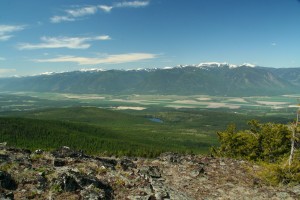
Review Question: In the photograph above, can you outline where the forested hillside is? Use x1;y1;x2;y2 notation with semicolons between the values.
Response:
0;65;299;96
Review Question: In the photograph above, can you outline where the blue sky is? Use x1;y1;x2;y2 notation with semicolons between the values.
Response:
0;0;300;76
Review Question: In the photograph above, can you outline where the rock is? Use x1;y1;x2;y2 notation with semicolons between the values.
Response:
51;146;84;158
147;166;161;179
276;192;291;199
154;191;169;200
0;145;298;200
0;154;9;162
159;152;181;163
120;158;137;171
59;173;80;192
127;195;153;200
190;165;205;177
53;158;66;167
0;171;17;190
37;175;47;190
80;185;106;200
54;170;113;199
0;192;14;200
34;149;43;154
94;157;117;169
140;166;161;179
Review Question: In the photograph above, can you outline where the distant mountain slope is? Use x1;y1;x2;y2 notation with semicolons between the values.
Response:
270;67;300;87
0;64;299;96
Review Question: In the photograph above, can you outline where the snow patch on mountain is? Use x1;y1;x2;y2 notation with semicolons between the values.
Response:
40;72;56;75
79;68;106;72
197;62;256;68
163;62;257;70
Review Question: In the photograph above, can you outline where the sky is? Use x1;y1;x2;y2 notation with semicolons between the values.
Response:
0;0;300;77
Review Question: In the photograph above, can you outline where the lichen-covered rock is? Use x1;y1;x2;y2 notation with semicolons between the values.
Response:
0;154;9;162
139;166;161;180
120;158;137;171
94;157;117;169
0;192;14;200
53;158;66;167
0;171;17;190
51;146;84;158
80;185;106;200
159;152;181;163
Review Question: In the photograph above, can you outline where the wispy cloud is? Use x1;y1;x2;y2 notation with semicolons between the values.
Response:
99;5;113;12
66;6;98;17
115;1;150;8
0;25;25;41
18;35;111;50
50;1;150;23
0;57;6;61
34;53;157;65
51;5;99;23
271;42;277;46
50;16;75;23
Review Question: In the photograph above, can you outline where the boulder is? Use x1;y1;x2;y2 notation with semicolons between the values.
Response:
94;157;117;169
51;146;84;158
0;192;14;200
55;173;80;192
0;154;9;162
80;185;106;200
54;170;113;199
120;158;137;171
53;158;66;167
139;166;161;179
159;152;181;163
0;171;17;190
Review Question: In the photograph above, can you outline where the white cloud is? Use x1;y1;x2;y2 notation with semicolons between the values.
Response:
18;35;111;50
50;16;75;23
66;6;98;17
271;42;277;46
0;57;6;61
50;5;99;23
34;53;157;65
0;25;25;41
115;1;150;8
50;1;150;23
99;5;113;12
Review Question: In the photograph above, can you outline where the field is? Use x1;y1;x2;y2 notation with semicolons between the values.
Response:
0;92;299;157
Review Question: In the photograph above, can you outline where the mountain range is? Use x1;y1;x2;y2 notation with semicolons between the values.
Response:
1;63;300;96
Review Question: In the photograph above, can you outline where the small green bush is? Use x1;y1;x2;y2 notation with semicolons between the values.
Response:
213;120;300;185
213;120;291;162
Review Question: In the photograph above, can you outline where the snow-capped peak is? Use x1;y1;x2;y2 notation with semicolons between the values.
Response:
79;68;106;72
197;62;228;67
240;63;256;67
196;62;256;69
40;72;56;75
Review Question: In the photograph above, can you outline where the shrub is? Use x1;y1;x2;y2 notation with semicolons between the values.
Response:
212;120;300;185
213;120;291;162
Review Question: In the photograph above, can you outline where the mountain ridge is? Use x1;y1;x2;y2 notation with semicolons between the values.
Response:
0;64;299;96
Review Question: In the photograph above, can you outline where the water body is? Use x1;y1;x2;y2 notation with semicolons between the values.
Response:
149;118;163;123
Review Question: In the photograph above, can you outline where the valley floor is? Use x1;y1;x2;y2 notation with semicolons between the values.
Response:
0;145;299;200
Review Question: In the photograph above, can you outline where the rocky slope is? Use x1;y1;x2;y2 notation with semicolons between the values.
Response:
0;144;299;200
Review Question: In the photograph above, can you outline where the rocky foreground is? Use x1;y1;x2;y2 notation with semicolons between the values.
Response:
0;145;299;200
